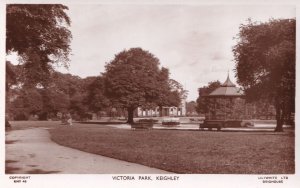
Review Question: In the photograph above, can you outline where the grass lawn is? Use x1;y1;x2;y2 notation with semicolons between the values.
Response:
48;123;294;174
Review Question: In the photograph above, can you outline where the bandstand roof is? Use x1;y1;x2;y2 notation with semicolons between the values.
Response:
208;74;244;97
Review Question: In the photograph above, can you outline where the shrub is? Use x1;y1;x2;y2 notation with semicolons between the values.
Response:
162;118;180;126
131;122;153;129
137;119;158;123
14;112;28;120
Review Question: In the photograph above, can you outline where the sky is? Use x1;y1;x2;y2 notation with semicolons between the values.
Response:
6;3;295;101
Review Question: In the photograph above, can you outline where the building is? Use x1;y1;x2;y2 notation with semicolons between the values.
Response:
204;75;244;120
136;98;186;117
204;74;275;120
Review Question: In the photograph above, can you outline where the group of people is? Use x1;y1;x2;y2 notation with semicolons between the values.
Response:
58;112;73;126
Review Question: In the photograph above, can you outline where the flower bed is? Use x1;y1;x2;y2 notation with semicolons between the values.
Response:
162;117;180;127
137;119;159;123
131;122;153;129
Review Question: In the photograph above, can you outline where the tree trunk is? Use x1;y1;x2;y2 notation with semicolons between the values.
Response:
159;106;163;117
126;107;135;124
275;103;284;132
5;87;11;129
5;118;11;129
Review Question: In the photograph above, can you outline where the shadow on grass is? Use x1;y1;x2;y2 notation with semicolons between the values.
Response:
218;128;293;134
5;127;13;132
77;121;126;125
26;169;61;174
6;140;18;144
148;128;294;137
27;164;38;167
6;160;18;163
5;160;20;174
5;166;21;174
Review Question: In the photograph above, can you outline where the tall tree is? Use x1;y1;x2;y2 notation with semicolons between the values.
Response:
154;73;183;116
186;101;198;116
233;19;295;132
6;5;72;81
168;79;188;99
6;61;17;91
104;48;172;124
6;61;20;126
196;81;221;114
85;76;110;113
6;4;72;126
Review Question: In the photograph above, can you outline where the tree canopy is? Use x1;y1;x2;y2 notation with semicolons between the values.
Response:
233;18;295;131
85;76;110;113
6;4;72;85
196;81;221;114
186;101;198;116
154;76;184;111
6;61;17;92
104;48;177;123
169;79;188;100
6;68;99;120
5;4;72;126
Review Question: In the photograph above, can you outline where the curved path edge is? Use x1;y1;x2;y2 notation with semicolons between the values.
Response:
5;128;171;174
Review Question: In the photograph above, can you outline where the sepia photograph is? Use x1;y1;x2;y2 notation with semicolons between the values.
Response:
1;0;299;187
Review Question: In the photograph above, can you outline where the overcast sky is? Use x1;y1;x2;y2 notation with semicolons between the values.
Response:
7;4;295;101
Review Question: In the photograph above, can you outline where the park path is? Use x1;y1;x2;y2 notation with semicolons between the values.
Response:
5;128;171;174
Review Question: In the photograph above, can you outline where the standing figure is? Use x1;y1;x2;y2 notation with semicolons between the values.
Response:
66;113;73;126
61;113;67;125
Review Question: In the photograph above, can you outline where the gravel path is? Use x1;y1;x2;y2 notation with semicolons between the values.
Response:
5;128;171;174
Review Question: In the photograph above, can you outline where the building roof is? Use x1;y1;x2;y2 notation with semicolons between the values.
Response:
221;75;236;87
208;74;244;97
